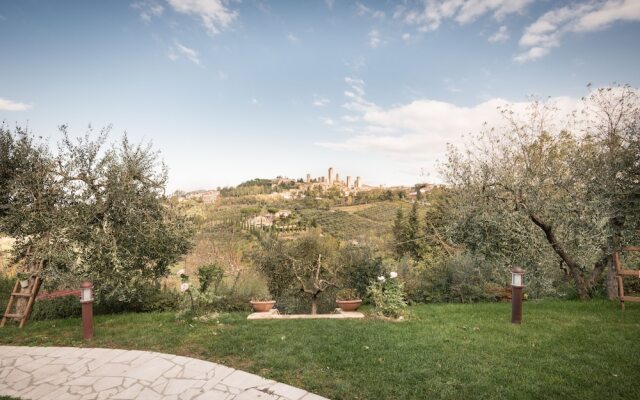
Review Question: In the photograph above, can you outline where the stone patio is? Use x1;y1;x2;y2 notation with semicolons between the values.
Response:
0;346;328;400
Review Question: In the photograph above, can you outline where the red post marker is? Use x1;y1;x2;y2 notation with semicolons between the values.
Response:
80;281;94;340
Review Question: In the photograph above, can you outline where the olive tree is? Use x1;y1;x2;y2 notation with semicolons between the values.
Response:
0;124;193;304
255;230;340;314
441;85;639;299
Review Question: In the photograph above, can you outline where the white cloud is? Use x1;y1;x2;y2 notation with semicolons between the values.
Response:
517;0;640;62
317;77;579;169
368;30;383;48
218;70;228;80
131;0;164;22
513;46;549;63
287;33;300;43
356;2;386;19
343;76;375;113
402;32;411;41
399;0;533;32
322;117;335;126
488;25;509;43
167;0;238;36
251;97;258;105
313;96;330;107
169;42;202;66
0;97;32;111
325;0;335;11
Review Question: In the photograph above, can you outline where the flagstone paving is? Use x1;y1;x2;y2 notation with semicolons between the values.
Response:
0;346;328;400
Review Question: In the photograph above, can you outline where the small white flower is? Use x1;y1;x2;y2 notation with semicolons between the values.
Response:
176;269;185;276
390;272;398;279
180;282;190;292
377;276;386;282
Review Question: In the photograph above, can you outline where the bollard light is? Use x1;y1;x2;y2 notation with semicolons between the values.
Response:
511;266;525;324
511;266;525;287
80;281;94;302
80;281;94;340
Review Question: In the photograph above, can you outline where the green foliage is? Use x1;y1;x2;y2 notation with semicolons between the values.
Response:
392;207;407;258
0;275;14;314
254;231;341;313
354;201;410;223
338;244;383;300
392;202;424;260
94;284;181;314
298;208;389;242
0;125;194;305
31;296;81;320
367;273;408;318
176;270;222;320
440;86;640;299
336;288;358;301
253;234;297;299
197;264;224;292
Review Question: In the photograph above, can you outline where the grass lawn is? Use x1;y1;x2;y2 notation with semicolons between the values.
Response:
1;301;639;399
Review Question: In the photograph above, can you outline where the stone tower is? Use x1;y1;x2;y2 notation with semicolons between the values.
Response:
346;176;352;188
355;176;361;189
328;167;334;186
335;173;340;184
306;173;311;184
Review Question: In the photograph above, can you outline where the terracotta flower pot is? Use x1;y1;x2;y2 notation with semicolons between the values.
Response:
336;299;362;312
250;300;276;312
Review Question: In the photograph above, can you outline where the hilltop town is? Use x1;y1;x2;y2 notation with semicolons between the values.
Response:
176;166;435;204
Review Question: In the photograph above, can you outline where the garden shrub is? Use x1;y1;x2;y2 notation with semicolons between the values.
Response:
0;275;15;315
31;295;81;320
95;283;180;314
197;264;224;292
367;272;408;319
339;244;383;301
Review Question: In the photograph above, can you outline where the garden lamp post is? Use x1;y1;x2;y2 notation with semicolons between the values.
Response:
511;267;525;324
80;281;94;340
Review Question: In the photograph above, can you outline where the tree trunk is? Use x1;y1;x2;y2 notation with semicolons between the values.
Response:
606;257;618;299
311;296;318;315
606;216;625;300
529;213;590;300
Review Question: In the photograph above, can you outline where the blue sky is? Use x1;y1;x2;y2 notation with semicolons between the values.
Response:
1;0;639;191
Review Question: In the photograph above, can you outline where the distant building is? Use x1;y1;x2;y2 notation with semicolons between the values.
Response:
247;215;273;228
274;209;292;219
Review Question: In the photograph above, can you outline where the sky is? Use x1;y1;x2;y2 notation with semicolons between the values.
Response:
1;0;639;192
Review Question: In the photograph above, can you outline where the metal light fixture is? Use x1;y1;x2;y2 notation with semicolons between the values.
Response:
511;266;525;288
80;281;93;303
80;281;94;340
511;266;525;324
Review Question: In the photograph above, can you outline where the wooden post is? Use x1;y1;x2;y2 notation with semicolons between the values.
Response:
511;286;523;324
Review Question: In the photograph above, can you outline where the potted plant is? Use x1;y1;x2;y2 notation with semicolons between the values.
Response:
249;291;276;312
336;288;362;312
17;272;30;289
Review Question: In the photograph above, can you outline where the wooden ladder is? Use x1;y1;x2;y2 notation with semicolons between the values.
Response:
613;246;640;310
1;276;42;328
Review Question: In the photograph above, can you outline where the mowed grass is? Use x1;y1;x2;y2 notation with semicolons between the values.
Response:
1;301;639;400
